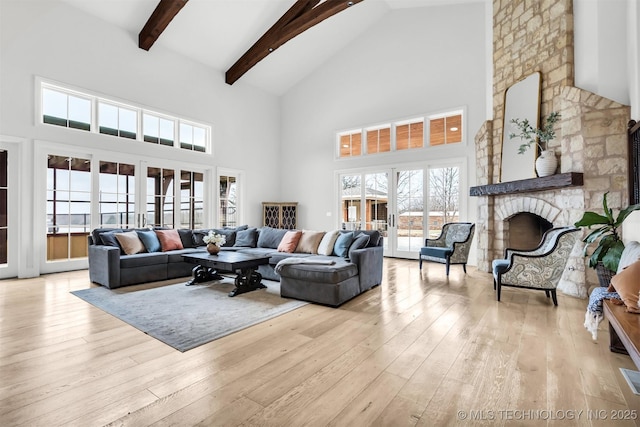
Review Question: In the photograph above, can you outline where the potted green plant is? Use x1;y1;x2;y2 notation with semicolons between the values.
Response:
509;111;561;177
574;192;640;284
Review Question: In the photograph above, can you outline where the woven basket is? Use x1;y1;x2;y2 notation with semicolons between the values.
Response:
596;262;616;287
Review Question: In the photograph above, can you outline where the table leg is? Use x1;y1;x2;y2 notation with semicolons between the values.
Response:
186;265;224;286
229;267;266;297
609;322;630;355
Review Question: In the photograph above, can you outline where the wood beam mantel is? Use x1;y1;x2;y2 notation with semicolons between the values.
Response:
225;0;365;86
139;0;189;51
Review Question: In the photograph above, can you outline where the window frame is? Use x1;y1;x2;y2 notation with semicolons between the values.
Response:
37;78;213;154
335;107;466;160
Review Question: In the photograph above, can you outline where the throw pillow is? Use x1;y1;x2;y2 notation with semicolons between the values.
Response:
99;231;122;248
115;231;146;255
277;230;303;253
617;241;640;274
192;229;212;247
257;226;288;249
356;230;381;247
93;228;122;246
212;228;236;247
334;232;354;257
295;230;325;254
317;230;340;256
178;229;196;248
137;229;162;252
610;259;640;313
234;228;258;247
348;233;370;260
350;233;370;251
155;229;184;251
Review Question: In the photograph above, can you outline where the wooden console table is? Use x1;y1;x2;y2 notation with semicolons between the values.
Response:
604;299;640;370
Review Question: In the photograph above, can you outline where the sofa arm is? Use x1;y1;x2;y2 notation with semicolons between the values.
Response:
88;245;121;288
350;246;383;292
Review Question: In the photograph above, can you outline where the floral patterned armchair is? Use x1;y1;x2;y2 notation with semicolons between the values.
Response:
492;226;579;305
419;222;475;275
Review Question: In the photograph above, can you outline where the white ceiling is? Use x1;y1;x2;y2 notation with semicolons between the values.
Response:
60;0;484;95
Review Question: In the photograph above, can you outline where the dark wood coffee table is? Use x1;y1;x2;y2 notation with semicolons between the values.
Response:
182;251;271;297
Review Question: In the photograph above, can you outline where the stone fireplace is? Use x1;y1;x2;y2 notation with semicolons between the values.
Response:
472;0;631;298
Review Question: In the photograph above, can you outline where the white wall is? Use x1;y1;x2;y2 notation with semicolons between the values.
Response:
0;0;281;276
280;3;486;233
574;0;632;107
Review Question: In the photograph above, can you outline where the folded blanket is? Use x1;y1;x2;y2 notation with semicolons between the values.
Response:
584;286;620;340
275;258;336;274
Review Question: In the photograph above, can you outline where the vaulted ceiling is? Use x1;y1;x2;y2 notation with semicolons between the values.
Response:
60;0;483;95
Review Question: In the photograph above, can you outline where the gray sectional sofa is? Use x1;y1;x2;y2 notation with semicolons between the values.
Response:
88;225;384;306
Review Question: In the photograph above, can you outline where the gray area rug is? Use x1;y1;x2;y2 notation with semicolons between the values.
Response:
71;278;307;352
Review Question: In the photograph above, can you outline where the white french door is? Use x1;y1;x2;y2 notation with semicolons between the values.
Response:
390;168;425;258
338;160;464;259
39;147;210;274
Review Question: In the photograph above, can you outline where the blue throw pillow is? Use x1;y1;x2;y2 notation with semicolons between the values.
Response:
257;226;288;249
137;229;161;252
333;232;354;257
235;228;258;247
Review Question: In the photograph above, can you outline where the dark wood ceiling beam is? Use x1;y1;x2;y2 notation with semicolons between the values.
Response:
225;0;365;85
139;0;189;51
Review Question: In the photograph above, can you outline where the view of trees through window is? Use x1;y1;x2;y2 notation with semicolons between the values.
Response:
341;166;460;254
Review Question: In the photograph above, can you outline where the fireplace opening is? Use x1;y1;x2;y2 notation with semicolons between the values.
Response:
507;212;553;251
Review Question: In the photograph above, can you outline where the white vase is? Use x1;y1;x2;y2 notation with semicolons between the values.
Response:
535;150;557;177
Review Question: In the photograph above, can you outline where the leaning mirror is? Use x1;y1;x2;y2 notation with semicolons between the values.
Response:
500;72;541;182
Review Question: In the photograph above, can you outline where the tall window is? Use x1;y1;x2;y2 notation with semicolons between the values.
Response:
428;166;460;237
366;125;391;154
429;112;462;146
219;175;237;228
42;87;91;131
0;150;7;265
180;171;204;228
146;167;175;228
98;161;135;228
341;175;362;229
396;120;424;150
364;172;388;233
98;102;137;139
46;155;91;261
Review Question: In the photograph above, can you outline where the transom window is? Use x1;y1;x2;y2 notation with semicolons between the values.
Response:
429;112;462;146
40;81;211;153
143;113;174;146
396;119;424;150
339;130;362;157
337;109;463;158
179;123;207;152
99;102;137;140
42;87;91;131
366;125;391;154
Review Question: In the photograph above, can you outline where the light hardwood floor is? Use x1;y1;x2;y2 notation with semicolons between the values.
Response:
1;259;639;426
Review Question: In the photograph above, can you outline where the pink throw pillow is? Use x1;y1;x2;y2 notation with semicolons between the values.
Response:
277;230;302;253
155;229;184;251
